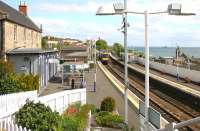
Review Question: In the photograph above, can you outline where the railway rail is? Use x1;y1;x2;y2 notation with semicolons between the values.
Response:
106;57;200;131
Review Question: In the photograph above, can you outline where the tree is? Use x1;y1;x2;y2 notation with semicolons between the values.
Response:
96;39;108;50
112;43;124;57
41;37;48;49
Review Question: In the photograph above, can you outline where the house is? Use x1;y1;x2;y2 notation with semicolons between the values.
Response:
0;1;42;60
0;1;58;93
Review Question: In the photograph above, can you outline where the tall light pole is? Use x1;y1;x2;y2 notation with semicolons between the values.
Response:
123;0;129;124
94;40;97;92
96;3;195;130
144;10;150;130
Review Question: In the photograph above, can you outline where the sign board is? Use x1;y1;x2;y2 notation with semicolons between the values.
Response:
139;100;161;129
149;107;161;129
139;100;145;117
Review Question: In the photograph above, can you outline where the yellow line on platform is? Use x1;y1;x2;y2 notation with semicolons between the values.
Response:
98;61;140;109
98;61;168;128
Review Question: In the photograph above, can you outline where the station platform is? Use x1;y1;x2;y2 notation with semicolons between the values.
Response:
85;62;139;130
128;63;200;98
111;54;200;98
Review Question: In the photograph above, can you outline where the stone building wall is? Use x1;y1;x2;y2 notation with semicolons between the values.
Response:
4;21;41;52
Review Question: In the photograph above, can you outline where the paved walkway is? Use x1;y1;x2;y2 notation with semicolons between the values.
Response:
85;64;139;130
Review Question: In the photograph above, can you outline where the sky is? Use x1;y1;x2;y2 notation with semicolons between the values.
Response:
2;0;200;47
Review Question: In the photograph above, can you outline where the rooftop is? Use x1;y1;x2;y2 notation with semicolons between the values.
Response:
0;1;41;32
7;48;58;54
62;45;88;51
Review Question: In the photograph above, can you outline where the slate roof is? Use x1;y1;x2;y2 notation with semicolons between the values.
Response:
7;48;58;54
61;45;88;51
0;1;41;32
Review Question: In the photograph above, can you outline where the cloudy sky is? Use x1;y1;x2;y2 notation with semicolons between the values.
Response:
3;0;200;47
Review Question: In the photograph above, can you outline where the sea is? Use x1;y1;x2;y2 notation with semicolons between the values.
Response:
129;47;200;58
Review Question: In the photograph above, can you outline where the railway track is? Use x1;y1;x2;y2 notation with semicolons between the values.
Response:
106;58;200;131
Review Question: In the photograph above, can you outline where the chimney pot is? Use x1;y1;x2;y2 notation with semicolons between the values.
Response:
19;1;27;16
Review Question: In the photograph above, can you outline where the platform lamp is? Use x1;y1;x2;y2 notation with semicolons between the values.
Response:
96;0;129;124
96;2;195;129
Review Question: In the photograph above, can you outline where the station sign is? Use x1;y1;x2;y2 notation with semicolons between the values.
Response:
139;100;161;129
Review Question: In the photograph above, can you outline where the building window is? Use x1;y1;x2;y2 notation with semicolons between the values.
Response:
24;28;26;40
14;24;17;41
31;31;33;46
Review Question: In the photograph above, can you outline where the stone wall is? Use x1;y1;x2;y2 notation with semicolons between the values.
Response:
4;21;41;52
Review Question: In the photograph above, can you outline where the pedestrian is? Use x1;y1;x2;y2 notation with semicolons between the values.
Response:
71;79;75;89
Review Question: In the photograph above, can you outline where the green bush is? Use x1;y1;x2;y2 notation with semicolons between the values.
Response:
0;60;13;79
15;100;60;131
100;97;116;112
0;73;39;95
61;104;93;131
59;116;79;131
89;63;95;69
0;74;23;94
95;111;124;128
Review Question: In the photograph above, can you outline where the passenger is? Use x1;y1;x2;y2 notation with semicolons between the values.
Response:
71;79;75;89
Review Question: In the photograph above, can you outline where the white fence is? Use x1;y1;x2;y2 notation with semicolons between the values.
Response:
0;120;30;131
37;88;86;114
0;91;37;121
134;57;200;83
0;88;86;122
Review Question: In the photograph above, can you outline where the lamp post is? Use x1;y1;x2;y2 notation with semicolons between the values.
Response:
94;40;97;92
96;3;195;130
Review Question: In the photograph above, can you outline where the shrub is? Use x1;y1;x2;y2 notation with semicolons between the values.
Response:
0;73;39;95
0;73;23;94
89;63;95;69
0;60;13;79
59;116;79;131
100;97;116;112
95;111;124;128
15;100;60;131
61;104;93;131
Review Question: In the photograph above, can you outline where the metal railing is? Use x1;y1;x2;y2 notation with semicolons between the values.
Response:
157;117;200;131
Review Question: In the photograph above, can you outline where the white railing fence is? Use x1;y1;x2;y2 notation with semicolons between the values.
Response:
37;88;86;114
0;88;86;122
0;91;37;122
0;120;30;131
157;117;200;131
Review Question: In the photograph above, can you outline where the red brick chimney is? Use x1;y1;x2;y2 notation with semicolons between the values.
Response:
19;2;27;16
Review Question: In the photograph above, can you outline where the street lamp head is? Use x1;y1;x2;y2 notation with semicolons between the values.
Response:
96;6;115;15
113;3;124;14
168;3;196;16
168;3;182;15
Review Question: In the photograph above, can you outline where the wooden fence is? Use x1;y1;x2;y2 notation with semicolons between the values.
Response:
0;120;30;131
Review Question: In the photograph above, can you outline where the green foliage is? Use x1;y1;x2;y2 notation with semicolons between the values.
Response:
0;73;23;94
42;37;48;49
112;43;124;57
15;100;60;131
0;73;39;95
59;116;79;131
96;39;108;50
89;63;95;69
0;60;13;79
16;74;39;91
100;97;116;112
61;104;93;131
95;111;124;128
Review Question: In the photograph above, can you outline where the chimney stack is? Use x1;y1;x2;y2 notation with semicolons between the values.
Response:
19;1;27;16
